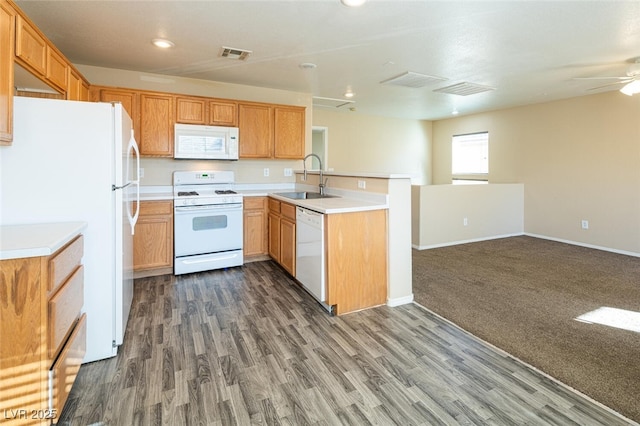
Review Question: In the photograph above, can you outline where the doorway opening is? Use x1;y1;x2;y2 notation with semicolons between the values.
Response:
311;126;328;170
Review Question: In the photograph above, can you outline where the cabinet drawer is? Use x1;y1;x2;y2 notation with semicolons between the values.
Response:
49;235;83;293
139;200;173;216
244;196;266;211
48;266;83;358
281;202;296;221
268;198;281;213
50;313;86;416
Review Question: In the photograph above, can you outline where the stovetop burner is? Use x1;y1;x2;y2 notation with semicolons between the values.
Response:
215;190;237;195
177;191;199;196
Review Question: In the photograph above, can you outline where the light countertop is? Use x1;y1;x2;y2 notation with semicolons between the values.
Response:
0;221;87;260
268;192;388;214
139;184;388;214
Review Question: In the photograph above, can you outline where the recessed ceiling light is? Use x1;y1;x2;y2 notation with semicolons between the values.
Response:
152;39;174;49
299;62;317;70
452;110;459;115
340;0;366;7
344;91;355;98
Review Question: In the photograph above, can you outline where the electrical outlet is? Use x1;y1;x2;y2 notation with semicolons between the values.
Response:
581;220;589;230
138;168;144;178
463;217;468;226
263;168;270;177
357;180;366;189
284;168;292;177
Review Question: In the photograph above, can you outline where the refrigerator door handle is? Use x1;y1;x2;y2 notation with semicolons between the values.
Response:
126;130;141;235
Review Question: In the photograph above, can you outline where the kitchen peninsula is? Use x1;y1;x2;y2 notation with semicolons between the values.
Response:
137;170;414;313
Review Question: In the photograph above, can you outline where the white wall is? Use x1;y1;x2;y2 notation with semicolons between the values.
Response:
412;184;524;249
432;91;640;255
312;109;432;185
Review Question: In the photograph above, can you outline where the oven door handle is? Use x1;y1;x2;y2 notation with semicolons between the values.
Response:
175;204;243;213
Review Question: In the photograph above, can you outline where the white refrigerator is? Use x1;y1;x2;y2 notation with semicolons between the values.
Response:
0;96;140;363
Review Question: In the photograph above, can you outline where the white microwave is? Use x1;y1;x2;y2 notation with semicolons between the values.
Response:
174;123;239;160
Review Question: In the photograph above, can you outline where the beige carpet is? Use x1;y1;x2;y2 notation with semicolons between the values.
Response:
412;236;640;423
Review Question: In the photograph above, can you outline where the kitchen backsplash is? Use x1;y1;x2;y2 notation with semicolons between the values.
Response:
140;158;300;185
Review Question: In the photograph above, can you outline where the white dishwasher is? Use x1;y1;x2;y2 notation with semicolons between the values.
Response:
295;206;326;303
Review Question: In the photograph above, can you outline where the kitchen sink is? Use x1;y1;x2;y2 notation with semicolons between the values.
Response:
276;191;339;200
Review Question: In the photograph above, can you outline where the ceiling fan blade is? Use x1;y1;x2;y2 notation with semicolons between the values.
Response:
573;76;629;80
586;80;633;91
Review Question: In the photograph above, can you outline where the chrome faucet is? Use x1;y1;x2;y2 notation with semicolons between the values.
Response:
303;153;326;196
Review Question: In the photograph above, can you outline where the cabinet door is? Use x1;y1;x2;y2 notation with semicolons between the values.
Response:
209;100;238;126
244;197;268;258
133;201;174;270
268;211;281;262
176;96;206;124
239;103;273;158
274;106;305;159
140;93;174;156
99;88;139;139
325;210;388;315
280;218;296;276
15;15;46;75
67;69;81;101
0;1;15;144
46;46;68;92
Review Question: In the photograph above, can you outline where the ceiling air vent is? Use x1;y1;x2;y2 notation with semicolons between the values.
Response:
433;82;495;96
220;46;252;61
380;71;447;88
312;96;355;109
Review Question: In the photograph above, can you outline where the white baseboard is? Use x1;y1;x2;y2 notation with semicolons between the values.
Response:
412;232;524;251
412;232;640;258
524;233;640;258
387;294;414;307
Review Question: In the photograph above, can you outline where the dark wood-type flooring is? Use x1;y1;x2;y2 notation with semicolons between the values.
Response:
58;261;634;425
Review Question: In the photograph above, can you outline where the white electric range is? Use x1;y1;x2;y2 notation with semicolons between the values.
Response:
173;170;244;275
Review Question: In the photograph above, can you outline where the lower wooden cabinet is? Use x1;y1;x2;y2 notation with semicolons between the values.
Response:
279;202;296;276
325;209;388;315
0;233;86;425
243;196;269;260
267;198;296;275
133;200;174;277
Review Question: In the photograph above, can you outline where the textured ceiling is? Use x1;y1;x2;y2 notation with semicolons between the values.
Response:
15;0;640;120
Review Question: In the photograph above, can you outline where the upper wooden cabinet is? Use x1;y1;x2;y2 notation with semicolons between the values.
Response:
0;0;15;144
67;68;89;101
209;99;237;126
139;92;174;157
175;96;238;127
274;106;305;159
175;96;206;124
2;0;90;144
95;87;180;157
15;14;46;76
239;102;273;158
45;45;68;92
239;101;305;159
91;85;305;159
93;87;140;140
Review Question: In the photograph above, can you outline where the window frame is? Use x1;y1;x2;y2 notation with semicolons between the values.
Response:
451;131;489;184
